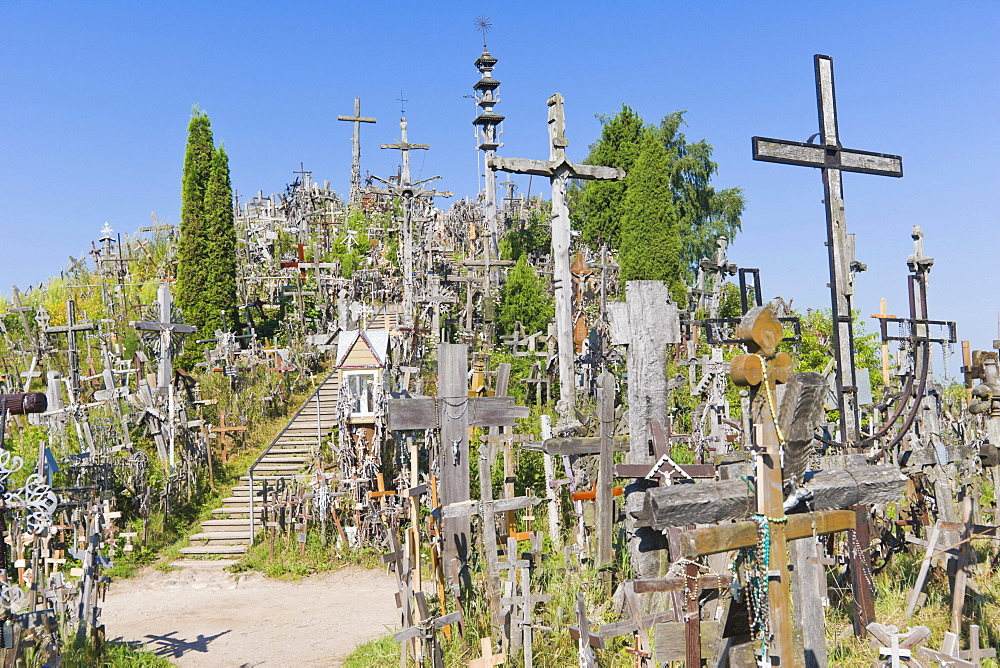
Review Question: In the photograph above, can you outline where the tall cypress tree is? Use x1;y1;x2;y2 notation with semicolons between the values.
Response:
176;109;236;368
619;129;684;301
203;145;238;333
569;104;644;248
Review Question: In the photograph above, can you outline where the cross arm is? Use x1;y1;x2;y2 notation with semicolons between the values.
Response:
681;509;856;558
130;321;197;334
489;157;554;177
44;323;98;334
337;115;376;123
752;137;903;177
381;142;430;151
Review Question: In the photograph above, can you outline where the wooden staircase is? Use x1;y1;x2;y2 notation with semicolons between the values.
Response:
179;370;341;557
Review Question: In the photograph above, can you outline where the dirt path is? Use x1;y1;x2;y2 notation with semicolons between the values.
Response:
101;559;399;666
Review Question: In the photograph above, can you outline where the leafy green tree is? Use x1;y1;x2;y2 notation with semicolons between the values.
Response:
656;112;745;273
571;107;746;283
619;129;684;301
496;256;554;337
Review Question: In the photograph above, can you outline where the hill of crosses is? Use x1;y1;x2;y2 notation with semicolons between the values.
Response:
0;42;997;668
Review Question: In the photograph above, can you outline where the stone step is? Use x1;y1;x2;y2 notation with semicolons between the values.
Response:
220;497;254;505
189;532;252;544
178;544;248;555
200;519;259;531
239;475;303;483
212;507;254;517
258;457;309;465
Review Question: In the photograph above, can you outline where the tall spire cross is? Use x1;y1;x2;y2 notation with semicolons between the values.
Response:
491;94;625;416
752;54;903;444
337;98;377;207
370;119;452;325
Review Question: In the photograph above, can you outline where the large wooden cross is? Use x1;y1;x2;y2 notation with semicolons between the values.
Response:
43;299;97;401
490;94;625;415
371;117;452;324
752;54;903;444
634;307;906;665
336;97;376;206
387;343;528;589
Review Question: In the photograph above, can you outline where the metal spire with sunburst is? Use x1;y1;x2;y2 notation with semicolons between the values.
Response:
475;15;492;50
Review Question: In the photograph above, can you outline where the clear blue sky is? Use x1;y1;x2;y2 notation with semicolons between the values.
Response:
1;1;997;373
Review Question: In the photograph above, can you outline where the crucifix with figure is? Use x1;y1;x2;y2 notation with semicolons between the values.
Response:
369;116;452;326
490;93;625;417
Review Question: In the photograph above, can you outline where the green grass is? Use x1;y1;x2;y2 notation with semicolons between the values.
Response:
342;634;397;667
227;528;383;579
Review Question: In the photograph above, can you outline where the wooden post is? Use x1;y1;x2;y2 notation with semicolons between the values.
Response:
595;371;614;568
490;94;625;416
607;281;679;579
439;343;471;590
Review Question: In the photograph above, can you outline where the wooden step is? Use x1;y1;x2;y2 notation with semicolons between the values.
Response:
178;545;248;555
189;531;252;543
201;519;259;532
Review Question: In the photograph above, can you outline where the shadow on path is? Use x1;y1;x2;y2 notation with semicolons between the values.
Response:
143;629;232;659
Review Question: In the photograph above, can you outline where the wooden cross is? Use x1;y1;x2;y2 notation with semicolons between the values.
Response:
468;636;505;668
210;411;247;466
336;97;376;205
367;472;396;512
753;53;903;443
958;625;997;666
43;299;97;400
568;592;602;667
387;343;528;588
370;117;452;323
867;623;931;667
635;306;907;665
490;93;625;415
392;590;461;668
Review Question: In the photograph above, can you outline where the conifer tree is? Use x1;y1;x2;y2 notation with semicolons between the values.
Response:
619;129;684;301
497;256;554;337
569;104;644;248
176;109;237;368
203;145;238;331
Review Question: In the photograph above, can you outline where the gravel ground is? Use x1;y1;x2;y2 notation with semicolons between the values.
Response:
101;559;399;666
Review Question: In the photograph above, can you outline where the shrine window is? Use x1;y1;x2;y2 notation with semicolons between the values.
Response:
343;371;378;417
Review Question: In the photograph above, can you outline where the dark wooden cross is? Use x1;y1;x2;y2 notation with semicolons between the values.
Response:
752;53;903;444
490;93;625;415
43;299;97;401
387;343;528;590
336;97;376;205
